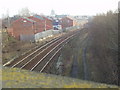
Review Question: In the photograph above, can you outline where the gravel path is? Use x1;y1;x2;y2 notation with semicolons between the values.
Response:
71;56;79;78
83;47;89;80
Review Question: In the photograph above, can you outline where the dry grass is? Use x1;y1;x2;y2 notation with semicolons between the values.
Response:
2;67;118;88
2;30;63;64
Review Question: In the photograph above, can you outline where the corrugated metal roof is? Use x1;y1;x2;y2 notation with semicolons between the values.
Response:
23;17;36;22
33;15;44;20
42;16;53;21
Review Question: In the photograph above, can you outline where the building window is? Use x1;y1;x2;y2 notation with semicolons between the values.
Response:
23;20;27;22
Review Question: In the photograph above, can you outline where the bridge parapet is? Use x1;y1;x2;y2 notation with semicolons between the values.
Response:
2;67;119;88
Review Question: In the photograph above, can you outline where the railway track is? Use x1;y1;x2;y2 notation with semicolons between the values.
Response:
4;29;81;72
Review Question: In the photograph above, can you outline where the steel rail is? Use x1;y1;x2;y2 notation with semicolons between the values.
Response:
39;47;62;72
4;29;81;72
39;31;80;72
19;37;66;69
39;41;69;72
30;34;75;71
10;36;62;68
11;32;75;68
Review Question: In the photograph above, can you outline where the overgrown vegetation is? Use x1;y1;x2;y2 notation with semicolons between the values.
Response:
2;30;36;64
2;30;60;64
87;11;118;85
2;10;118;86
54;29;89;78
54;11;118;86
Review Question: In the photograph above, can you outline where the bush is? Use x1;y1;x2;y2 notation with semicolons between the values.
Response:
88;11;118;85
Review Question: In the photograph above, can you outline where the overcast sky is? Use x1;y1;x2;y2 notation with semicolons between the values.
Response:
0;0;119;17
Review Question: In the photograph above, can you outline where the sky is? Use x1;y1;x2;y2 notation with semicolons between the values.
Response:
0;0;119;18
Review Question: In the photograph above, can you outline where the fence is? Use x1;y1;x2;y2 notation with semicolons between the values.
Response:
35;29;60;42
20;27;79;42
63;26;80;32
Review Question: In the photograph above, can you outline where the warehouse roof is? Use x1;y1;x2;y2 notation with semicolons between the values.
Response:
12;17;36;24
33;15;44;20
23;17;36;22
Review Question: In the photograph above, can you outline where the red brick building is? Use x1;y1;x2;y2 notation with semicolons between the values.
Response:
8;17;36;39
41;16;53;30
28;15;45;33
7;15;53;40
28;15;53;31
60;17;73;29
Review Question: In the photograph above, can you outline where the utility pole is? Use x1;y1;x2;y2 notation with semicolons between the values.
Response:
7;9;10;28
45;20;46;31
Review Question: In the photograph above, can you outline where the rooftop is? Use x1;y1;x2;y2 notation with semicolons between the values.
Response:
23;17;36;22
33;15;44;20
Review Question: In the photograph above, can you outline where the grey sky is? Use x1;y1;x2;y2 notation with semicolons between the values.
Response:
0;0;119;17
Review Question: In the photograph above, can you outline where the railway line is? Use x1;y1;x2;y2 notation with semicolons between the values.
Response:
4;29;81;73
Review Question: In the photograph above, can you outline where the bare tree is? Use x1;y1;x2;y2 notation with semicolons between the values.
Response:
88;11;118;85
18;7;31;17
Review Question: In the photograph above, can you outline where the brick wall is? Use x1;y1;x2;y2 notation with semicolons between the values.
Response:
12;18;35;39
60;17;73;29
28;16;45;33
42;16;53;30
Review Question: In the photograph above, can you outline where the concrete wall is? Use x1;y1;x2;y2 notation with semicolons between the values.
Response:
52;30;60;35
63;26;80;32
19;29;60;42
35;29;60;42
20;34;35;42
19;26;79;42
